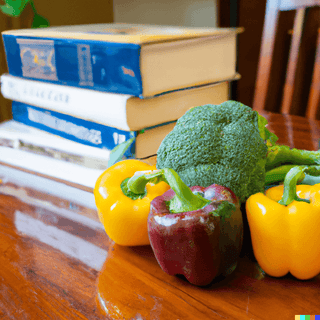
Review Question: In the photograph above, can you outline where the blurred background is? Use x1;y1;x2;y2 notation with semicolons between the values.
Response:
0;0;319;122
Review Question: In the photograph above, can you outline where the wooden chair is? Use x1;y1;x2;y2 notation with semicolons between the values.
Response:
253;0;320;119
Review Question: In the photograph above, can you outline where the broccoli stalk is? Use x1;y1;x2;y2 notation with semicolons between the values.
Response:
265;164;320;185
255;110;320;186
259;114;320;185
266;145;320;171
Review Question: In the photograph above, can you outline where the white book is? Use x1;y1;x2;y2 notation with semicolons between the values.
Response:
0;73;237;131
0;120;173;188
0;146;104;189
0;120;109;188
0;120;111;170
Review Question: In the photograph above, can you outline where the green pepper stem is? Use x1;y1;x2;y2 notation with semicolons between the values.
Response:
127;168;211;213
127;170;163;194
302;173;320;185
278;167;310;206
301;165;320;184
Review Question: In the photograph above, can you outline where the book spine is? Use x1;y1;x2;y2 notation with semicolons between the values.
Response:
1;74;132;131
11;101;137;157
2;34;143;96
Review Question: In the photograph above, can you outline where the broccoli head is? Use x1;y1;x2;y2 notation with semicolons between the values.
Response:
156;101;268;203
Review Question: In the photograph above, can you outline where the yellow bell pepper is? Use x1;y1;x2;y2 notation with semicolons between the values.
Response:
94;159;170;246
246;166;320;280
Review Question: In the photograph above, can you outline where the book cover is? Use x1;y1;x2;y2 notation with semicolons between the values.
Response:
0;119;112;170
1;73;237;131
0;112;176;167
10;101;176;158
2;23;242;97
11;101;137;155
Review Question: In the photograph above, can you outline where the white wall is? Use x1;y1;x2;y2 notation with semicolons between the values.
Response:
113;0;218;28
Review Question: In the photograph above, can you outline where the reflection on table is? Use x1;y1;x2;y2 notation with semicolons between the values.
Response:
0;112;320;319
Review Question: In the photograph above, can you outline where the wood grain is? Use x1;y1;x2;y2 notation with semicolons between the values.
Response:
253;0;320;118
281;8;306;114
0;197;108;319
252;0;280;114
1;112;320;319
306;28;320;119
98;244;320;320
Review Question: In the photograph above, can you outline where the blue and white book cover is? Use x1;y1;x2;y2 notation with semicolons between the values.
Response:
3;35;143;96
2;23;240;97
11;101;137;157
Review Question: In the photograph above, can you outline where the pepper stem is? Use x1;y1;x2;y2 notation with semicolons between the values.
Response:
126;170;163;194
301;165;320;185
278;167;310;205
127;168;211;213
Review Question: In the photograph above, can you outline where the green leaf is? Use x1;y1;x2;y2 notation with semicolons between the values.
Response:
0;4;16;16
257;113;278;146
32;13;49;28
0;0;30;16
108;137;135;168
257;112;268;140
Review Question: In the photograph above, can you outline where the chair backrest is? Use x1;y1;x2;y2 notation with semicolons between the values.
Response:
253;0;320;119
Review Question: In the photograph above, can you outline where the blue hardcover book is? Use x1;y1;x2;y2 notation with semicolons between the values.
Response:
2;23;241;97
11;101;176;159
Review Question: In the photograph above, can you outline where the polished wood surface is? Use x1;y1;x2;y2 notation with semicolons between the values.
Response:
1;112;320;319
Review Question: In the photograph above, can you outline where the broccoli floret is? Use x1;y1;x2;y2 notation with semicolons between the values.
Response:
156;101;268;203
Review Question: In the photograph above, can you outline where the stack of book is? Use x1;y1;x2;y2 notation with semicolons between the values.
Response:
0;23;242;189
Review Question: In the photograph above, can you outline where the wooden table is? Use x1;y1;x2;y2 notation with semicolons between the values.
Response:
0;112;320;320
